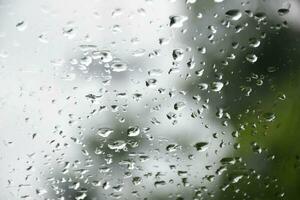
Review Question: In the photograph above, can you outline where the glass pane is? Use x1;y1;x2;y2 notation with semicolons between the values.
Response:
0;0;299;199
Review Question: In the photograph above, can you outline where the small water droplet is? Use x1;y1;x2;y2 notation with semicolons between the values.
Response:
16;21;27;31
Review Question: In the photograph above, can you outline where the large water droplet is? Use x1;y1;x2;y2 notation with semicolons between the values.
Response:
172;49;184;61
246;54;258;63
211;82;224;92
127;126;140;137
263;112;276;122
174;101;186;110
249;38;261;48
225;10;242;21
278;8;290;16
194;142;209;152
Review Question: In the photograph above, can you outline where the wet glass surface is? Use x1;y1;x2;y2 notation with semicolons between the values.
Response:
0;0;300;199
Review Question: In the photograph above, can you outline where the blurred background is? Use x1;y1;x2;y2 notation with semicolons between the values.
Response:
0;0;299;199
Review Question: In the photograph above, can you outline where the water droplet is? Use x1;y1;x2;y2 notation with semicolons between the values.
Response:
220;157;236;165
263;112;276;122
63;27;76;39
127;126;140;137
132;177;142;185
159;38;170;45
112;8;123;17
231;175;243;183
278;8;290;16
108;140;127;151
211;82;224;92
197;12;203;18
249;38;261;48
172;49;184;61
194;142;209;152
148;69;163;76
132;49;146;57
186;0;197;4
246;54;258;63
111;62;128;72
16;21;27;31
93;50;113;62
278;93;286;100
195;69;204;77
254;12;267;22
169;15;188;28
145;78;157;87
225;10;242;21
80;56;92;66
198;46;207;54
154;180;166;187
97;128;114;137
267;66;277;73
166;144;180;152
174;101;186;110
199;83;208;90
